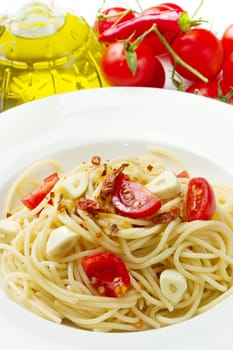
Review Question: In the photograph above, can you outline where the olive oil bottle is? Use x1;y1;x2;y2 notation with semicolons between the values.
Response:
0;1;107;111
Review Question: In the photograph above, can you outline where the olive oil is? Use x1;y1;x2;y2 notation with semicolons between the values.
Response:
0;2;107;111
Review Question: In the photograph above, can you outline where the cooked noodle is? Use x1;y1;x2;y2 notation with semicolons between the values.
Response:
0;148;233;332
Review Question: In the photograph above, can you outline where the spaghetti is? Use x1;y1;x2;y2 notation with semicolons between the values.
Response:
0;149;233;332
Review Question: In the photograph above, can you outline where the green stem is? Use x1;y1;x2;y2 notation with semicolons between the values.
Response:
97;9;136;23
135;0;143;12
191;0;204;20
217;79;233;103
179;11;206;32
125;24;208;83
110;9;136;27
171;66;186;91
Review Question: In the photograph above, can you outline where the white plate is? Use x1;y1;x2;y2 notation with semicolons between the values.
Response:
0;87;233;350
1;0;233;348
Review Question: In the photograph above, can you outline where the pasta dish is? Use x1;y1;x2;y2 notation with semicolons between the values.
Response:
0;147;233;332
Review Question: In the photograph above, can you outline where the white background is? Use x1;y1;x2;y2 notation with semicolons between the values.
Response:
0;1;233;350
0;0;231;36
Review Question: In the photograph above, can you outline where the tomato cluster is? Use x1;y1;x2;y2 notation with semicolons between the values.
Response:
94;2;233;104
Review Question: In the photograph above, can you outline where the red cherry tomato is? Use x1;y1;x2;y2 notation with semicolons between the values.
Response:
186;79;233;104
221;23;233;57
222;52;233;87
186;177;216;221
145;57;166;88
171;28;224;81
21;173;59;210
94;7;136;34
100;41;165;87
82;252;130;297
142;2;183;15
142;31;177;56
112;173;162;218
141;3;183;56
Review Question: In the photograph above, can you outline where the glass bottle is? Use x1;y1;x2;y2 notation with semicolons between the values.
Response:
0;0;107;111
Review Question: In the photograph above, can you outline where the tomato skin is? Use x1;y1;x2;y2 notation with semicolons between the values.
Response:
186;177;216;221
94;7;136;34
126;3;183;56
82;252;130;297
142;31;177;56
145;56;166;88
21;173;59;210
142;3;183;14
100;41;165;87
171;28;224;81
221;23;233;57
112;173;162;218
222;52;233;87
186;79;233;104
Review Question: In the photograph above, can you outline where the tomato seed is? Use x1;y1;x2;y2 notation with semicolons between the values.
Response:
97;286;106;295
113;276;121;283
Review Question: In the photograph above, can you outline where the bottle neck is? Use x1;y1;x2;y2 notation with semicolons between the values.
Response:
5;1;66;38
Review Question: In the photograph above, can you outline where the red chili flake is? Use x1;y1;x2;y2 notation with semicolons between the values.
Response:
101;163;108;177
65;208;71;217
57;202;66;212
152;207;181;224
100;163;129;199
91;155;101;166
76;198;102;213
147;164;153;171
110;224;120;235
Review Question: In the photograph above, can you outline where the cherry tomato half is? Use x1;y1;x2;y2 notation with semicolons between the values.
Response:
82;252;130;297
94;7;136;34
221;23;233;58
171;28;224;81
186;177;216;221
186;79;233;104
100;41;165;87
112;173;162;218
21;173;59;210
